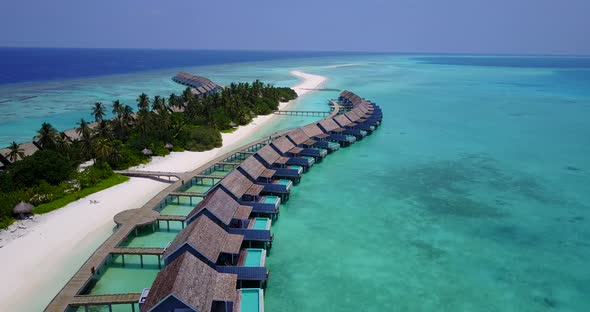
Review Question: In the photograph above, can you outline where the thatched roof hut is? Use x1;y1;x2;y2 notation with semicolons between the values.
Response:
238;157;276;181
13;202;34;215
229;121;237;128
219;170;263;199
162;214;243;265
186;188;252;226
165;143;174;150
141;252;237;312
142;148;153;156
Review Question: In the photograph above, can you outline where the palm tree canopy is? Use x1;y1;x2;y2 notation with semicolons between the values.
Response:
92;102;106;122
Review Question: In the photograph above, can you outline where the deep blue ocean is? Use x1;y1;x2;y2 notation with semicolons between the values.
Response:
0;47;358;84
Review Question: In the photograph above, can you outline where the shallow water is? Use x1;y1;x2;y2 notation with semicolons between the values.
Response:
6;54;590;311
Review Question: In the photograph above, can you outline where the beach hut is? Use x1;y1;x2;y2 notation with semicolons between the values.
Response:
140;253;237;312
165;143;174;151
13;202;34;218
229;121;238;128
142;148;153;156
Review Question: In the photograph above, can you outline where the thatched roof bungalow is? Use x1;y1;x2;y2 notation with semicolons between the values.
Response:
140;253;237;312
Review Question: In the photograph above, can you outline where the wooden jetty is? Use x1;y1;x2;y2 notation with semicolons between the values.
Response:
273;110;331;117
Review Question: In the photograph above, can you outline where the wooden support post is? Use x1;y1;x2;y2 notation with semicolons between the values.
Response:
135;227;138;236
158;255;161;269
140;255;144;268
84;305;88;312
108;304;113;312
182;221;185;229
167;220;170;232
122;254;125;267
132;303;136;312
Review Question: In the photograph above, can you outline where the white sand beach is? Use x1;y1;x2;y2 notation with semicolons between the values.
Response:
0;70;326;311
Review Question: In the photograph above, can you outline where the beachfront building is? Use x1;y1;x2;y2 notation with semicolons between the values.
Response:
0;142;40;169
172;72;222;97
185;187;273;249
285;128;330;159
162;214;270;287
219;170;281;219
269;137;316;171
237;156;292;200
140;253;237;312
253;145;304;183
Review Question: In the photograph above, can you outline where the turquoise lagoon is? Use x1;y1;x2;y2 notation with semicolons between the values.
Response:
6;54;589;311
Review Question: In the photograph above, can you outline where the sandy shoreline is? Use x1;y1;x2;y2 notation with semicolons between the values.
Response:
0;70;326;311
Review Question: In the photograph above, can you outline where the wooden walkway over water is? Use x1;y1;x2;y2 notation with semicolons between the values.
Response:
274;110;331;117
45;105;340;312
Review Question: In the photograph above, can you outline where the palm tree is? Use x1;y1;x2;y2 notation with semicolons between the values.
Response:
7;141;25;162
77;118;91;138
93;120;112;139
94;138;114;164
137;93;150;112
92;102;106;122
35;122;58;150
112;100;123;116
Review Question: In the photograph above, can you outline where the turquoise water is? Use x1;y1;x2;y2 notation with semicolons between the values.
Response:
88;255;160;295
241;289;262;312
244;249;264;267
10;54;587;311
253;218;270;230
277;179;291;186
288;165;303;171
119;222;182;248
264;55;590;311
263;196;279;204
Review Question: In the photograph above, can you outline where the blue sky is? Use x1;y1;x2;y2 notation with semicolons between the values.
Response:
0;0;588;55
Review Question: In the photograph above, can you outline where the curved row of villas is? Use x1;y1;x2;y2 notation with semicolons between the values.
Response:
138;91;382;312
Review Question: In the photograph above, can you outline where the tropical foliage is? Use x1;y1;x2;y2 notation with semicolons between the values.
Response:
0;81;296;228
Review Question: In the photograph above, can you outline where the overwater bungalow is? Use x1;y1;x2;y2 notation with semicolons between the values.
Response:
172;72;223;97
343;111;376;132
332;114;369;139
299;124;341;153
317;118;357;147
0;141;40;168
140;253;238;312
219;170;280;218
269;137;315;171
285;128;329;160
347;109;380;128
237;156;292;200
185;187;273;248
162;214;269;287
253;145;304;182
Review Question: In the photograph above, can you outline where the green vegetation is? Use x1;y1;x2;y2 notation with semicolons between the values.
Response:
0;80;297;229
